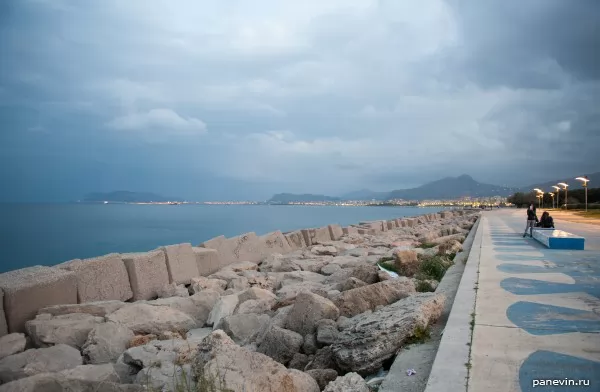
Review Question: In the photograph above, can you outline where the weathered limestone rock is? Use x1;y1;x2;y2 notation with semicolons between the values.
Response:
323;372;369;392
0;374;143;392
59;254;133;303
38;301;126;318
0;266;77;334
0;344;82;383
303;334;318;355
328;225;344;241
276;282;330;301
122;250;170;301
220;313;271;345
0;333;26;360
257;326;303;365
195;330;319;392
288;353;310;371
311;245;338;256
316;319;338;346
333;278;416;318
285;292;340;336
208;268;240;283
341;277;367;292
227;277;250;292
190;276;227;294
161;243;200;285
156;283;189;298
342;226;358;236
148;290;220;326
302;227;332;246
55;363;120;383
135;362;193;392
393;249;419;277
305;346;337;371
320;264;342;276
207;294;239;328
192;246;222;276
438;239;463;255
25;313;104;349
284;231;307;251
350;264;379;284
332;293;445;374
82;322;134;364
307;369;339;391
107;303;196;335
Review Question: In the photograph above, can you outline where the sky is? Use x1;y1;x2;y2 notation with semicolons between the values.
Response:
0;0;599;201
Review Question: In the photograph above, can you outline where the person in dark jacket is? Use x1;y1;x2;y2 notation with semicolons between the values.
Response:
523;204;538;237
537;211;555;228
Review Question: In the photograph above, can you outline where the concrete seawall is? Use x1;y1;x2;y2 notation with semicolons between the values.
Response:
0;210;465;337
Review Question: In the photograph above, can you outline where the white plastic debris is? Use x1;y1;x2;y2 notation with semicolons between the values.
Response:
378;264;400;278
406;369;417;376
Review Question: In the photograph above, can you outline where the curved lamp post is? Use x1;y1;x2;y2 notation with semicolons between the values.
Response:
549;192;555;209
558;183;568;210
533;189;543;209
552;185;561;209
575;176;590;212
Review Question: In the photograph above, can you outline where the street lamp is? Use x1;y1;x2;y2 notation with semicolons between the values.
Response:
549;192;555;209
558;183;568;210
552;185;561;209
575;176;590;212
533;189;542;209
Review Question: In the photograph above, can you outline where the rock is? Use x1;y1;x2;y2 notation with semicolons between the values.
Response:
0;344;82;383
190;277;227;294
326;290;341;300
0;374;143;392
285;292;340;336
305;346;337;371
37;301;126;318
82;322;134;364
311;246;338;256
333;278;416;318
135;362;193;392
186;328;213;342
316;319;338;345
128;334;157;348
236;299;273;315
0;333;27;360
25;313;104;349
303;334;318;355
280;271;328;285
307;369;338;391
148;290;220;326
298;258;330;273
341;248;368;258
227;277;250;292
238;287;277;304
220;313;270;345
332;293;445;374
196;331;319;392
122;342;176;370
245;273;277;292
207;294;239;328
276;282;330;300
350;264;379;284
229;261;259;272
341;277;367;292
336;316;352;331
257;326;303;365
367;248;388;256
323;372;369;392
288;353;309;371
377;271;392;281
56;363;120;382
438;240;463;255
320;264;342;276
156;283;189;298
107;303;197;335
393;250;419;277
208;268;241;283
269;306;292;329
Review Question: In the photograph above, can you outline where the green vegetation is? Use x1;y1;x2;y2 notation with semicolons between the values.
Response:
378;257;400;274
415;280;436;292
405;325;431;345
416;255;452;281
418;242;437;249
142;363;234;392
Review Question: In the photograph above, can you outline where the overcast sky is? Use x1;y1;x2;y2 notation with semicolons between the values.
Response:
1;0;598;201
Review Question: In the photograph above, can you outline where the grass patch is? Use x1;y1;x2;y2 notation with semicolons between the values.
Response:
415;280;436;292
448;252;457;261
416;255;451;281
405;325;431;345
418;242;437;249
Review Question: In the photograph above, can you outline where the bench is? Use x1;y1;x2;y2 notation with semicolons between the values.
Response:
532;228;585;250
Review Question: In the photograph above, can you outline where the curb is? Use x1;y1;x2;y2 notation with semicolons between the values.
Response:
423;214;484;392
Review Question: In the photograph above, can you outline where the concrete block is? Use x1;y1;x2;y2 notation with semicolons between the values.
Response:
386;220;395;230
122;250;170;301
260;231;292;256
161;243;201;285
0;289;7;337
358;222;381;233
228;232;263;263
301;227;332;246
59;254;133;303
192;247;224;276
0;266;77;333
380;220;388;232
342;226;358;236
328;224;343;241
284;231;307;251
406;219;416;228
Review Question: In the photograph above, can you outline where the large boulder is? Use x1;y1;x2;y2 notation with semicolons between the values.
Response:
393;250;419;277
107;303;197;335
0;333;27;360
332;293;445;374
190;276;227;294
333;278;416;318
220;313;271;345
307;369;339;391
37;301;126;318
0;374;143;392
284;292;340;336
323;372;369;392
207;294;239;328
195;330;319;392
147;290;220;326
82;322;135;364
257;326;303;365
25;313;104;350
0;344;82;383
276;282;330;300
349;265;379;284
156;283;189;298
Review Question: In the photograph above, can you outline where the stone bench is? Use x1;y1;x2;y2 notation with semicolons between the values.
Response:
532;228;585;250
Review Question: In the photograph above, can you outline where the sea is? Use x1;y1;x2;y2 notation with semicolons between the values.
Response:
0;203;447;274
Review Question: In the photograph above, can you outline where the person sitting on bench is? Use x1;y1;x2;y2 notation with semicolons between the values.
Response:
536;211;555;229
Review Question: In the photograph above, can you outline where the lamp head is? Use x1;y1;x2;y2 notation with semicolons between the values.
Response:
575;176;589;185
558;182;568;188
552;185;560;191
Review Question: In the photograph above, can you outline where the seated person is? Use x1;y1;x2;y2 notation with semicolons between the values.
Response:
536;211;555;228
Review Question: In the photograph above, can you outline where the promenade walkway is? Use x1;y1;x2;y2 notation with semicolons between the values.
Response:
469;209;600;391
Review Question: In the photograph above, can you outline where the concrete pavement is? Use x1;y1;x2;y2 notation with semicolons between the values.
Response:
469;209;600;391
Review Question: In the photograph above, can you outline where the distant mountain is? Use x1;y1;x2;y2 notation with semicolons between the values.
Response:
340;189;389;200
268;193;342;203
83;191;183;203
387;174;518;200
518;171;600;193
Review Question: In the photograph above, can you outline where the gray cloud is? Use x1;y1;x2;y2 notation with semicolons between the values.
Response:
0;0;598;201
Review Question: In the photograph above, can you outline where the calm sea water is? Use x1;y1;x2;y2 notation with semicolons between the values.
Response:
0;203;445;273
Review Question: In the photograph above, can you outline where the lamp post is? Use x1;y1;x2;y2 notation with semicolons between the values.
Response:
575;176;590;212
558;183;568;210
549;192;555;209
552;185;561;209
533;189;543;209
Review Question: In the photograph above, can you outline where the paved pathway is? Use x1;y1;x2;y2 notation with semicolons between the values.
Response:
469;209;600;392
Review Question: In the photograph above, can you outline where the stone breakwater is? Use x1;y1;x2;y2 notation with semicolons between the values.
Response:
0;210;479;392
